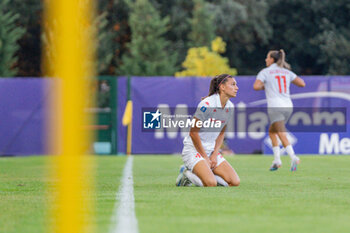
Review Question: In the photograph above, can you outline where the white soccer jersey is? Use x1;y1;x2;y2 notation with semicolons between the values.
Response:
257;63;297;108
183;93;234;151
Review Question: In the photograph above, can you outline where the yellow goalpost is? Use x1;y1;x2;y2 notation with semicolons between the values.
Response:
44;0;96;232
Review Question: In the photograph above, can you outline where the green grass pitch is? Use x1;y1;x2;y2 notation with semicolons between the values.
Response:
1;155;350;233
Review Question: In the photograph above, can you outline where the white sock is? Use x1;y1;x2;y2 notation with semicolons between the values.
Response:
285;145;296;159
184;170;203;187
272;146;281;163
215;175;228;187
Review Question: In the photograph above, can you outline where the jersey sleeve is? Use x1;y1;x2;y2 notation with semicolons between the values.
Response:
193;100;210;121
289;70;297;81
256;69;266;82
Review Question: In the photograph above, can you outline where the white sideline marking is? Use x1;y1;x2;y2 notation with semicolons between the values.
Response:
110;156;139;233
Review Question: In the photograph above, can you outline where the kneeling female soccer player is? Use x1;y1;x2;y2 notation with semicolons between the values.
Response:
176;74;240;187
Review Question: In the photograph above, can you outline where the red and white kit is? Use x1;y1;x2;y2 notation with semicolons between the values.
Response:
257;63;297;123
182;93;234;171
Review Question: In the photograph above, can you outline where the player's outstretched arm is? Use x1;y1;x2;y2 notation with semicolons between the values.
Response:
253;79;265;90
292;77;306;87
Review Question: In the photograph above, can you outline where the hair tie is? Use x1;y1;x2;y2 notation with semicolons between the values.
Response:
218;76;228;87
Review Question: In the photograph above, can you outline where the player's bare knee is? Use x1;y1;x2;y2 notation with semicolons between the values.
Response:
203;178;217;187
228;178;240;186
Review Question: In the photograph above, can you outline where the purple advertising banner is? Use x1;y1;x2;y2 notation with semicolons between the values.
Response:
117;77;128;154
119;76;350;155
1;76;349;156
0;78;48;156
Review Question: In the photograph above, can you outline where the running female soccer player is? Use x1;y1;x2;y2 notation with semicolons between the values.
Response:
253;49;305;171
176;74;240;187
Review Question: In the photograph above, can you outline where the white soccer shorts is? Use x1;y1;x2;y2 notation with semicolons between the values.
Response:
268;108;293;124
181;145;226;172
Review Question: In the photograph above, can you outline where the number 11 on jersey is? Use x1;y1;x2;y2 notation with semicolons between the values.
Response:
275;75;286;93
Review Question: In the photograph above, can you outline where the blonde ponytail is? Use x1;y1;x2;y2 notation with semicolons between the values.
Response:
278;49;291;70
269;49;291;70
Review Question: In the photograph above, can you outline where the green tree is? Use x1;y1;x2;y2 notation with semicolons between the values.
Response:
0;0;25;77
268;0;350;75
94;12;114;74
207;0;247;35
188;0;215;48
120;0;177;76
314;27;350;75
268;0;322;75
10;0;41;76
201;0;273;74
151;0;194;68
8;0;350;76
214;0;272;75
310;0;350;75
97;0;130;75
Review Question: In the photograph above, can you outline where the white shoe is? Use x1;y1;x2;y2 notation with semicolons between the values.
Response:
175;165;186;186
269;160;282;171
176;165;192;186
291;156;300;172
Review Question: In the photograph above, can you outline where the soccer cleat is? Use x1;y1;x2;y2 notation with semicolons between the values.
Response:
290;157;300;172
269;160;282;171
176;165;193;186
175;165;185;186
182;176;192;186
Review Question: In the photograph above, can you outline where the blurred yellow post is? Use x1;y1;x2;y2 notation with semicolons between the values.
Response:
44;0;96;233
122;100;133;155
